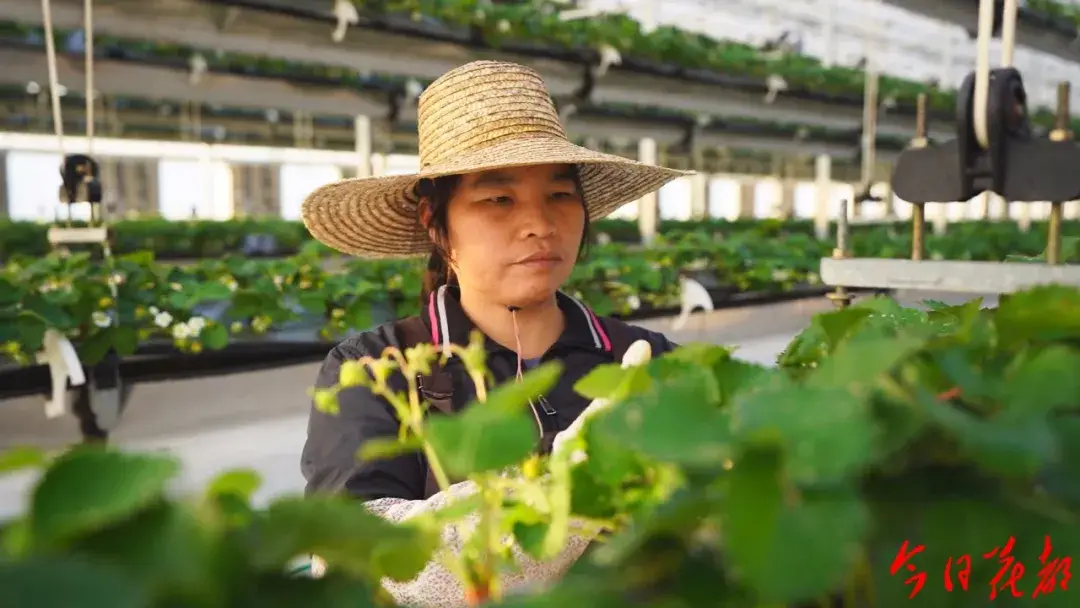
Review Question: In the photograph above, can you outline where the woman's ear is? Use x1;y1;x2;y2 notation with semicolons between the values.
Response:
418;198;437;241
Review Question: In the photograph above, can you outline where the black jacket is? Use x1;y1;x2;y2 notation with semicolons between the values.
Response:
301;286;677;501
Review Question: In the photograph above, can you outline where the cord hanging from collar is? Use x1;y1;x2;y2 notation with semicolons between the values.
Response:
507;306;524;382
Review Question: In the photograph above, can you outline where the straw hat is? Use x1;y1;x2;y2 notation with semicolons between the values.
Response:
301;60;692;258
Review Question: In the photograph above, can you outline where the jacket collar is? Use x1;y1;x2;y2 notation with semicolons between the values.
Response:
423;284;612;357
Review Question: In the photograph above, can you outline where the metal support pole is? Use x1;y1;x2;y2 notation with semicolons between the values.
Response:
911;94;928;261
1047;81;1071;265
354;114;373;178
858;62;879;214
638;137;658;246
826;197;854;309
814;154;831;240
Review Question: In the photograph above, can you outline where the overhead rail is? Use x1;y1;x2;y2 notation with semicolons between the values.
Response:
0;52;908;162
0;0;956;140
882;0;1080;65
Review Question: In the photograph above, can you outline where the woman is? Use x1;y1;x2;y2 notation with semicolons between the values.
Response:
299;60;689;606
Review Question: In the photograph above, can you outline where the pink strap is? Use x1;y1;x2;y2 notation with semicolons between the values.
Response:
585;307;612;352
427;292;439;345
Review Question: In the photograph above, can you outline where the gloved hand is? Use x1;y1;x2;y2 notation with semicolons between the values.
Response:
551;339;653;463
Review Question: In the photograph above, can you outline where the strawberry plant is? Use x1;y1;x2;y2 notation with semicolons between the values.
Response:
2;284;1078;607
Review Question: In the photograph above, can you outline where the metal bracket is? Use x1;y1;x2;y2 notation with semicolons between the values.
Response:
572;60;596;103
672;275;715;331
35;328;86;419
69;352;133;442
47;226;109;246
820;258;1080;293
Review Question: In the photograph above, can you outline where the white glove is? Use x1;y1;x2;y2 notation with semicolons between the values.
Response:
551;339;653;462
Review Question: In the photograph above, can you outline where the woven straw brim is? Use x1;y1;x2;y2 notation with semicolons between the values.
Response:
302;135;692;258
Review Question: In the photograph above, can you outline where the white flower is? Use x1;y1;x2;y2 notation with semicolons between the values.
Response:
273;275;284;289
170;282;182;291
154;311;174;328
187;316;207;334
108;273;125;286
91;311;112;328
627;295;642;311
220;276;238;292
149;306;160;315
771;269;791;282
251;315;272;333
172;323;192;340
496;18;510;33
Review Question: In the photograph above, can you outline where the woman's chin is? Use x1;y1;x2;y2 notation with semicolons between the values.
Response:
504;281;561;309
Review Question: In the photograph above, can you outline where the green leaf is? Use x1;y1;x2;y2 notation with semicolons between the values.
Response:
1040;416;1080;506
69;502;216;603
111;325;139;356
721;449;869;604
0;277;22;306
806;333;926;394
193;281;232;303
996;285;1080;347
0;555;148;608
573;363;628;400
229;573;378;608
513;520;551;561
254;496;439;582
21;293;73;328
30;447;181;548
357;436;423;462
778;307;873;367
916;387;1058;477
484;361;564;415
573;363;650;402
1000;345;1080;415
201;323;229;350
733;381;876;484
78;328;114;365
205;468;262;501
426;362;563;477
0;445;48;474
591;364;730;466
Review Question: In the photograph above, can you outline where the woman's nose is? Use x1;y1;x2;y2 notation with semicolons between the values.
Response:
516;197;557;238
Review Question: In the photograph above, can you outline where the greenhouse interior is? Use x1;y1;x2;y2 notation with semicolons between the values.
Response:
1;0;1079;606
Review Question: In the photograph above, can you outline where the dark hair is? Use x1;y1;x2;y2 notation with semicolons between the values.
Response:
416;165;591;301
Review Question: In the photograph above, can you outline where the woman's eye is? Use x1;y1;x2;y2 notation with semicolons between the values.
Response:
550;191;575;200
485;195;513;205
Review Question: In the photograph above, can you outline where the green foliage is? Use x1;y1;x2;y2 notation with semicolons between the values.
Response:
3;285;1079;607
4;219;1076;366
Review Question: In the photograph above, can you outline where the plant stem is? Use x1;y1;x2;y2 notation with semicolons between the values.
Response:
371;349;452;492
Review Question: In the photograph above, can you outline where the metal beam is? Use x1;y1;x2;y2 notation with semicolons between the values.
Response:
882;0;1080;65
1;0;951;140
590;70;950;140
0;47;391;119
820;257;1080;293
0;55;899;161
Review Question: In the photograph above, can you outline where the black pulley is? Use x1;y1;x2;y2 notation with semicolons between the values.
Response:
58;153;103;205
891;67;1080;203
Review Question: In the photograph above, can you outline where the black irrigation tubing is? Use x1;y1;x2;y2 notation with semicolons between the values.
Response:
0;285;882;401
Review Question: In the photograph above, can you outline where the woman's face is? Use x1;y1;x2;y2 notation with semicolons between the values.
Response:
438;163;585;308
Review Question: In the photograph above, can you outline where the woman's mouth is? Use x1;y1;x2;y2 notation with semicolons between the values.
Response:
514;252;563;269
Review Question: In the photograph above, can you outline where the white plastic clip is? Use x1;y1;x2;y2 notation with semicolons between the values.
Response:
672;275;714;331
35;329;86;419
332;0;360;43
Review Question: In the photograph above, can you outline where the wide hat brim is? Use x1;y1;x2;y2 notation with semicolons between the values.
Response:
301;134;692;258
